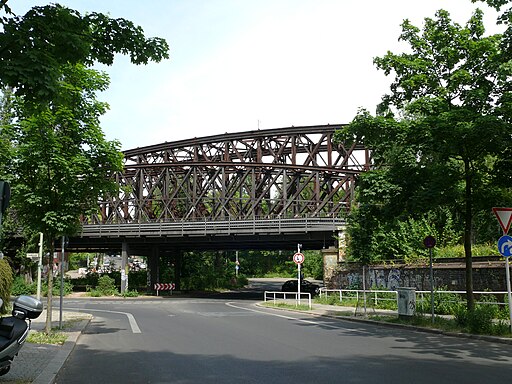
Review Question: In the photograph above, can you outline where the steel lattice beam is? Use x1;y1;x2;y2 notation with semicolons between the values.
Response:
88;124;370;225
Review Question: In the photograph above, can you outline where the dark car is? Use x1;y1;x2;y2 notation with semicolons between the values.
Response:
281;279;320;296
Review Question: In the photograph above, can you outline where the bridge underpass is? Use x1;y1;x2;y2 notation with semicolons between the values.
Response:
66;124;369;291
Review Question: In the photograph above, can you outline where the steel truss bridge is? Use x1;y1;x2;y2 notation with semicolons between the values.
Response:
73;124;370;253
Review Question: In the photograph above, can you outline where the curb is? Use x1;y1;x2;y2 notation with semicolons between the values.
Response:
258;303;512;346
31;317;91;384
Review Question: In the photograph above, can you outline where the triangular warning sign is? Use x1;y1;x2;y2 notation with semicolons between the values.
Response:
493;207;512;234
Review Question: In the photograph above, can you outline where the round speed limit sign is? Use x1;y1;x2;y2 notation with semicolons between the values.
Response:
293;252;305;264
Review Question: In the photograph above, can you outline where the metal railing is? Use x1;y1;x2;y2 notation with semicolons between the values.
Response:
81;216;346;238
320;288;510;309
264;291;312;310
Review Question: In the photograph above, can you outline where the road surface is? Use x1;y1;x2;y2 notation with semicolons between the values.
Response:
55;293;512;383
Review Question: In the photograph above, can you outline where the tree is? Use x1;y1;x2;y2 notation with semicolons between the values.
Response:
0;3;169;105
0;3;170;332
336;8;512;311
7;64;123;332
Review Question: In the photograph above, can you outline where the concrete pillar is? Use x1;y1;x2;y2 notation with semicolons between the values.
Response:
322;247;339;285
322;225;347;286
148;245;159;293
175;250;182;291
121;242;129;294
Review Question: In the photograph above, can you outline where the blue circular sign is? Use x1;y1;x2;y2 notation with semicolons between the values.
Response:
498;235;512;257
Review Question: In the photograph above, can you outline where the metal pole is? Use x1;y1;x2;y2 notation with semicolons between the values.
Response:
297;244;301;306
59;236;65;329
505;257;512;333
430;247;435;323
37;233;43;301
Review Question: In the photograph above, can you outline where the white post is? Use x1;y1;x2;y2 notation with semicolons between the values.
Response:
37;232;43;301
121;242;129;294
505;257;512;333
235;251;239;277
59;236;65;329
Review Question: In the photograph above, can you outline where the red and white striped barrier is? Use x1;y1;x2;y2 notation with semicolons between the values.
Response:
154;283;175;295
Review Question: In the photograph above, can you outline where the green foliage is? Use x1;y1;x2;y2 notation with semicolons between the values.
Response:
68;253;91;270
302;251;324;280
436;244;500;258
46;278;74;296
0;4;169;104
84;274;131;296
74;272;99;290
120;290;139;298
11;276;36;296
9;63;124;240
416;290;463;315
454;304;502;335
95;275;117;296
27;331;67;345
336;7;512;313
180;251;250;291
0;259;13;313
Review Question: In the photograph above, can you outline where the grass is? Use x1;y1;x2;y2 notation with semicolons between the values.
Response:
267;297;512;338
262;302;311;311
26;316;91;345
27;330;67;345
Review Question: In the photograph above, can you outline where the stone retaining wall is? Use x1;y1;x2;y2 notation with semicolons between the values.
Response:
325;259;509;292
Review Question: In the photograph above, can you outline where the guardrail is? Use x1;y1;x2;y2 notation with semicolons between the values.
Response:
264;291;312;310
81;217;346;238
320;288;510;308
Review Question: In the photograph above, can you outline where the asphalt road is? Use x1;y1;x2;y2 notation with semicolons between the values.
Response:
55;288;512;384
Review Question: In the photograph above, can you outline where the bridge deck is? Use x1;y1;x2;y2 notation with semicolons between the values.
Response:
72;217;345;253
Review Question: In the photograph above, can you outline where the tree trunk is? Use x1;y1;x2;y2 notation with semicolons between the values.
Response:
464;159;474;312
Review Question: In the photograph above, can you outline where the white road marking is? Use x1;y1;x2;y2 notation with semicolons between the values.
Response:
225;302;342;329
68;307;142;334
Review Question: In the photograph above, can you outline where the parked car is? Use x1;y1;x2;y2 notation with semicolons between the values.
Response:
281;279;320;296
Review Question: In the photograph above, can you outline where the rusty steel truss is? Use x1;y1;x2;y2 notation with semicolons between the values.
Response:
89;125;370;225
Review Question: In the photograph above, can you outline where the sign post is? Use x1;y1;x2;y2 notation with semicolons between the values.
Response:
493;207;512;332
293;244;304;305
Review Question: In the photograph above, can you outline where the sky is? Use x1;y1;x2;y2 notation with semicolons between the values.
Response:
10;0;502;150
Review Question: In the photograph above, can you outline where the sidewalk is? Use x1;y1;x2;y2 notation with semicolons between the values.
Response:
0;310;92;384
264;302;512;345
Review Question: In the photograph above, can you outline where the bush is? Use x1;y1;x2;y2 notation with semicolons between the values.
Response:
0;259;13;313
416;290;463;316
48;278;74;296
120;289;139;297
11;276;36;296
96;275;117;296
454;304;504;335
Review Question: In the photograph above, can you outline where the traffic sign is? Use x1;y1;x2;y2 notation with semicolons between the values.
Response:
493;207;512;234
293;252;305;264
498;235;512;258
423;235;436;249
154;283;175;291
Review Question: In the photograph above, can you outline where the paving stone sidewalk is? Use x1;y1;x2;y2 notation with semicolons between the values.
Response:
0;310;92;384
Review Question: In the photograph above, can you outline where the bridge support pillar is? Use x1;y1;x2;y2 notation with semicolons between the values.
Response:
121;242;130;294
148;246;159;293
322;226;347;286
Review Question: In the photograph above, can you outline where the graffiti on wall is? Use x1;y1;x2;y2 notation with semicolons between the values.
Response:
368;268;402;290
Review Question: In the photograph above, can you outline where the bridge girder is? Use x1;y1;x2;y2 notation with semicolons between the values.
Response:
87;124;370;225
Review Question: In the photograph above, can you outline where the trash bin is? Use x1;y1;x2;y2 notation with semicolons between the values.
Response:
397;287;416;318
